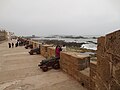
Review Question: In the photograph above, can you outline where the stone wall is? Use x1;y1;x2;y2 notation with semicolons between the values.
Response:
40;44;53;58
90;61;97;90
96;30;120;90
26;30;120;90
47;47;56;58
60;52;90;89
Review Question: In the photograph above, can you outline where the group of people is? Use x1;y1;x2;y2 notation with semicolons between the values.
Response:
8;40;20;48
8;43;14;48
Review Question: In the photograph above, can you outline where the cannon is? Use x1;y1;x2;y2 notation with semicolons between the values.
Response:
29;48;40;55
25;44;33;49
38;57;60;72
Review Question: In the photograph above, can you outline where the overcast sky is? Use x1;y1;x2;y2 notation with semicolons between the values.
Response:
0;0;120;36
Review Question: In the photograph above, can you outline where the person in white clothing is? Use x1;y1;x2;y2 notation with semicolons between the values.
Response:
62;44;66;51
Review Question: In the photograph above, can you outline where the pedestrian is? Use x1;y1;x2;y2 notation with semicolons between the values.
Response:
15;42;18;47
8;43;11;48
12;43;14;48
62;44;66;51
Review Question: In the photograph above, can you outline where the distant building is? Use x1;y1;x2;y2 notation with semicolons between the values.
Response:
32;35;35;38
0;30;14;41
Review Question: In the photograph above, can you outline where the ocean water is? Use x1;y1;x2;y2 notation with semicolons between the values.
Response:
32;35;98;50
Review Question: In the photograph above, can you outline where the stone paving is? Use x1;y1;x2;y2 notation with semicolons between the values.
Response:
0;40;86;90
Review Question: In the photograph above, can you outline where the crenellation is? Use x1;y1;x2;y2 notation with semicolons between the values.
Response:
40;44;53;58
106;30;120;56
21;29;120;89
96;30;120;90
47;47;55;58
97;36;106;57
60;51;90;89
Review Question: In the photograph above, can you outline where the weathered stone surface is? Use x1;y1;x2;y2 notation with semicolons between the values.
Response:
96;30;120;90
90;61;97;85
106;30;120;56
95;76;108;90
90;70;96;81
97;36;106;57
111;54;120;68
60;51;90;89
60;52;90;70
40;44;52;58
110;79;120;90
47;47;55;58
97;55;111;86
113;65;120;84
79;68;90;89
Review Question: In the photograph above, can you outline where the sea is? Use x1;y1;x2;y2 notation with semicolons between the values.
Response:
32;35;99;50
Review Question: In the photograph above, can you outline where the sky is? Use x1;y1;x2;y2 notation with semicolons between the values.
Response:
0;0;120;36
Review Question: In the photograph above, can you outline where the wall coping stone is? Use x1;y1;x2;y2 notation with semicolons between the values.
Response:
61;52;90;59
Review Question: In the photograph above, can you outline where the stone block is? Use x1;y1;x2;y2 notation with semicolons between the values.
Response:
113;65;120;84
47;47;55;58
60;52;90;70
60;52;71;63
106;30;120;56
89;79;96;90
95;76;108;90
65;62;85;71
97;55;111;86
79;68;90;89
71;69;79;80
67;67;73;76
40;44;52;58
110;79;120;90
97;36;106;57
111;54;120;68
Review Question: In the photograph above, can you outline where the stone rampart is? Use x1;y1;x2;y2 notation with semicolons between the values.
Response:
25;29;120;90
60;52;90;89
40;44;53;58
96;30;120;90
47;47;56;58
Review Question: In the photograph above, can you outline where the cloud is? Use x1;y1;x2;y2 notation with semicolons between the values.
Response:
0;0;120;36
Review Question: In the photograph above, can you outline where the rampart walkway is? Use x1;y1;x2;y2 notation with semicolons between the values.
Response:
0;40;86;90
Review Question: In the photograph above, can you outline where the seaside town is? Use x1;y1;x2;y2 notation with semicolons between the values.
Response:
0;28;120;90
0;0;120;90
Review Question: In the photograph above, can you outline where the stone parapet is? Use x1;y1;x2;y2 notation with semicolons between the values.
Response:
106;30;120;56
60;51;90;89
23;29;120;89
40;44;53;58
47;47;56;58
90;61;97;90
96;30;120;90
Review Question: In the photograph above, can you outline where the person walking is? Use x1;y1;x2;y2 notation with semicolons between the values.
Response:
12;43;14;48
8;43;11;48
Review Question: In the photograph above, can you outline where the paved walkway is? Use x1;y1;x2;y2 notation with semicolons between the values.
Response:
0;40;87;90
